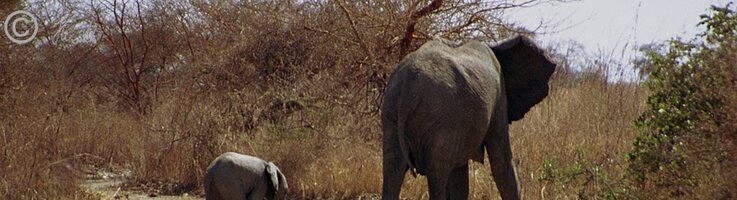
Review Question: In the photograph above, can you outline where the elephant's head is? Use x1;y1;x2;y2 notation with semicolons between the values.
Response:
266;162;288;199
490;36;557;122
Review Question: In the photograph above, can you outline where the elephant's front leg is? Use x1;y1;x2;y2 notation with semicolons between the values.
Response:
447;163;469;200
382;120;407;200
486;122;521;200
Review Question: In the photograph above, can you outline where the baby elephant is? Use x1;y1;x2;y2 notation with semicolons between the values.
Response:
204;152;288;200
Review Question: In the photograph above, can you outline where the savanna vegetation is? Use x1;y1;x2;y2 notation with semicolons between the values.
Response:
0;0;734;199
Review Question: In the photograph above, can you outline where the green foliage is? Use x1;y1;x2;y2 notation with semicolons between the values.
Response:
537;158;629;200
627;3;737;198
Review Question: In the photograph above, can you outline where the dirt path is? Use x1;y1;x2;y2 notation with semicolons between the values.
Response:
77;168;201;200
79;178;202;200
76;168;383;200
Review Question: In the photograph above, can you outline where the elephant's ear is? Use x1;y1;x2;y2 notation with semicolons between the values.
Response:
266;162;281;191
490;36;556;123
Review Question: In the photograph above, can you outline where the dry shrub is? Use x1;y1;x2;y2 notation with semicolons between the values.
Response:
217;74;386;198
0;71;119;199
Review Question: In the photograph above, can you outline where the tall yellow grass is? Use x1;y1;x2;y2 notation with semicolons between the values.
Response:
264;75;644;199
1;65;645;199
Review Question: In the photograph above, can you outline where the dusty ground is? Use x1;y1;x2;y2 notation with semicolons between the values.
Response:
77;170;382;200
78;168;201;200
79;178;384;200
80;179;198;200
80;178;202;200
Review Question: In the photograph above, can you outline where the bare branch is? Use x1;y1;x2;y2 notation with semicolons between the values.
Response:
336;0;374;60
400;0;444;57
303;25;361;46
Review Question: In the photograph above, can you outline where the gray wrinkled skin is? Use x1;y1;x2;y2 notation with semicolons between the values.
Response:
204;152;288;200
381;36;556;200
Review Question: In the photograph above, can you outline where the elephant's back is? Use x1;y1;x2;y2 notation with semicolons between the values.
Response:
206;152;264;183
391;42;500;109
384;41;500;174
398;40;499;94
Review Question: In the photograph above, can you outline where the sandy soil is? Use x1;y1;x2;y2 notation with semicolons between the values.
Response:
77;167;202;200
79;178;202;200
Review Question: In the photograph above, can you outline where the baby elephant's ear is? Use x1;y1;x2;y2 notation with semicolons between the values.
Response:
266;162;280;191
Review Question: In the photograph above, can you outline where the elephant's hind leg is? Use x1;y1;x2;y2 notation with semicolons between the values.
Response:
447;164;469;200
382;120;408;200
427;168;451;200
210;174;244;200
382;158;407;200
247;180;267;200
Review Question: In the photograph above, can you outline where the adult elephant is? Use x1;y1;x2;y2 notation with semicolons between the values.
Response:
381;36;556;200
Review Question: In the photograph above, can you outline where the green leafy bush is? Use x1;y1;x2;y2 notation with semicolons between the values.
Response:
537;158;629;200
627;3;737;199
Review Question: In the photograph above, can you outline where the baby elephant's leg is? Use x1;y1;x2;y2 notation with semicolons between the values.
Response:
247;178;269;200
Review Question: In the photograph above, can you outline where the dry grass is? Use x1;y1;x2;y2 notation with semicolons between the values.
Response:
178;73;646;200
211;71;645;199
368;76;645;199
0;63;646;200
0;1;652;199
512;80;645;199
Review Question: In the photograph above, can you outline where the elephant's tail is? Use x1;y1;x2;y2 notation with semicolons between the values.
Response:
396;77;419;177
